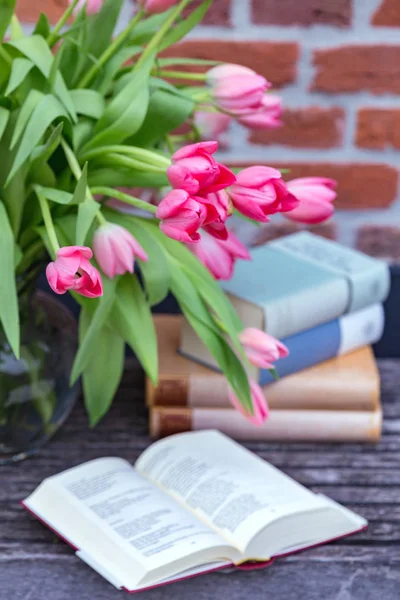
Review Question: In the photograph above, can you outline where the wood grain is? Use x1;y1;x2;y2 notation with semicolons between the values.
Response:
1;358;400;599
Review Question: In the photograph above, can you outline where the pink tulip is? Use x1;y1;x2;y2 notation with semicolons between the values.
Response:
93;224;148;279
167;142;236;196
228;166;299;223
46;246;103;298
202;189;232;240
239;328;289;369
186;229;250;280
284;177;337;224
194;111;231;142
69;0;103;14
137;0;178;14
207;64;270;113
156;189;219;243
236;95;283;130
228;380;269;426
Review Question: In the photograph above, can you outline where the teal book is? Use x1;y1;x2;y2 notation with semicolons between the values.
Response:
180;232;390;371
220;231;390;339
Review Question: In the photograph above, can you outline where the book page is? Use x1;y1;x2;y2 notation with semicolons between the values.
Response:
135;431;326;553
31;457;231;578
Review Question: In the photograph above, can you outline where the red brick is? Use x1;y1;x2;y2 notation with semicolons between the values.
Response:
162;41;299;88
183;0;232;26
16;0;68;24
356;109;400;149
312;46;400;94
228;162;398;209
372;0;400;27
356;225;400;262
251;0;351;27
249;107;344;148
250;221;337;248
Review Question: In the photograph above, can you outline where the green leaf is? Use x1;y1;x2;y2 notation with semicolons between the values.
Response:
130;88;194;147
128;9;173;45
95;46;142;95
29;122;64;166
5;58;34;96
76;199;100;246
34;185;72;205
183;305;252;414
85;0;125;61
7;36;77;121
70;90;106;119
81;311;125;427
168;266;251;412
7;94;69;184
71;278;116;384
84;57;154;150
0;0;16;41
73;119;94;151
72;163;88;205
105;212;170;306
11;89;43;149
10;14;24;40
0;201;19;358
111;275;158;384
159;0;212;51
0;107;10;142
33;12;51;38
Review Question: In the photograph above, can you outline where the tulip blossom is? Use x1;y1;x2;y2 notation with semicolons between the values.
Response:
46;246;103;298
69;0;103;14
284;177;337;224
228;380;269;426
207;64;270;114
236;95;283;130
194;111;231;143
239;328;289;369
156;189;219;243
137;0;178;14
167;142;236;196
186;229;250;280
228;166;299;222
93;224;148;279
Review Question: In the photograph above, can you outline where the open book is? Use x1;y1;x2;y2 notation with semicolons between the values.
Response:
23;431;367;592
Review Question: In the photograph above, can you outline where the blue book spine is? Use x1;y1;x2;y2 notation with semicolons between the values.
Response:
260;304;384;385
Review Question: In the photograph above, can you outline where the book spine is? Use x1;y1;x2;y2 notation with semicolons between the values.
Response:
260;303;384;385
147;374;229;408
150;407;382;443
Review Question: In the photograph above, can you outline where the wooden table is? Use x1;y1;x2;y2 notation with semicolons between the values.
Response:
1;359;400;599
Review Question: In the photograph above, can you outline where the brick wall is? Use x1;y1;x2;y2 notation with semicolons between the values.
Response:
17;0;400;260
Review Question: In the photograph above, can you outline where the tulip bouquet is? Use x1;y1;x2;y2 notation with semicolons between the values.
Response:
0;0;336;427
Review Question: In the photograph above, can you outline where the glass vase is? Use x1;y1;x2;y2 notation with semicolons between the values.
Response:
0;290;79;464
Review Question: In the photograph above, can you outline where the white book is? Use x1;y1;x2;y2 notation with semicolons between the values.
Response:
23;431;367;592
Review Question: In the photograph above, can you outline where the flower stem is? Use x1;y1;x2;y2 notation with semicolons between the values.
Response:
77;8;145;88
35;189;60;257
104;153;167;173
164;134;175;155
61;138;97;201
95;211;108;226
47;0;81;47
159;70;207;81
134;0;193;72
91;187;158;214
79;145;171;168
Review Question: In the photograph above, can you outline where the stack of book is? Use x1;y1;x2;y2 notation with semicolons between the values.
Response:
147;232;390;443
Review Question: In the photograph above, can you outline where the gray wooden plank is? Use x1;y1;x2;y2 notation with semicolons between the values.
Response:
1;358;400;599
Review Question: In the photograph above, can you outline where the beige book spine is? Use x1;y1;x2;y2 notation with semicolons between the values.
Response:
150;406;382;443
147;348;380;412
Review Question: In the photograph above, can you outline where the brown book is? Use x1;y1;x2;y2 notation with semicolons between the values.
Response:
149;316;380;412
150;406;382;443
